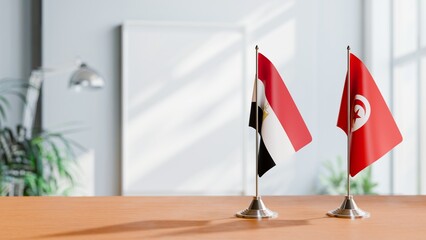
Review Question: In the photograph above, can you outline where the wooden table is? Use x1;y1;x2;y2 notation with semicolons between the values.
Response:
1;196;425;239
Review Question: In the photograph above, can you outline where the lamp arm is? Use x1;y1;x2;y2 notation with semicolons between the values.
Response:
22;59;103;136
22;71;43;137
35;61;80;77
21;60;81;136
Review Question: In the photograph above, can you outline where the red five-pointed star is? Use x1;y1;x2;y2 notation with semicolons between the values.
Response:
353;108;361;124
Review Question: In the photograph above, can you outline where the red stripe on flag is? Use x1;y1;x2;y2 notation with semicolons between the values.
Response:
258;53;312;151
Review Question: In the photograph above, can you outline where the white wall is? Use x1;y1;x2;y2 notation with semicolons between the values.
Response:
0;0;32;127
315;1;364;190
365;0;426;195
42;0;363;195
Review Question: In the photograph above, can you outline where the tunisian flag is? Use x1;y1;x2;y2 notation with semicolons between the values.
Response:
250;53;312;177
337;53;402;177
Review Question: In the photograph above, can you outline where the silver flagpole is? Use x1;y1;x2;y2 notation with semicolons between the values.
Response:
347;45;351;198
327;46;369;219
236;45;277;219
255;45;259;198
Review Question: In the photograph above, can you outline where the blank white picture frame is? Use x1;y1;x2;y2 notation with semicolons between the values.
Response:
121;21;248;195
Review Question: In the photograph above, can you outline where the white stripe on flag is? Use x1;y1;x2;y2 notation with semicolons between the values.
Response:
258;80;294;164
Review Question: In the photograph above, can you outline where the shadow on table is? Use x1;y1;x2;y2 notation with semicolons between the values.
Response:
154;218;313;238
35;220;210;238
35;217;319;238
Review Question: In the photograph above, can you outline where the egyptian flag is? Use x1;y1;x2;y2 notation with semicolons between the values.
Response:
249;53;312;177
337;53;402;176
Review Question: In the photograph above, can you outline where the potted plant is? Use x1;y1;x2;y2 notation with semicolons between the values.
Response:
318;156;378;195
0;79;80;196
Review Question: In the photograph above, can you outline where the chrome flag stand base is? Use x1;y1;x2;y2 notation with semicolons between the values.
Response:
236;196;278;219
327;195;370;219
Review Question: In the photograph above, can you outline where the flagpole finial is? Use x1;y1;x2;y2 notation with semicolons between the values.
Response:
255;45;259;50
347;45;351;51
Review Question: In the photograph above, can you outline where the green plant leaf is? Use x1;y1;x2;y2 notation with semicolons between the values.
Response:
0;123;82;196
318;157;378;195
0;105;7;122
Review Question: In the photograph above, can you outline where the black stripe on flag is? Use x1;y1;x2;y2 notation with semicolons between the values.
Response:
249;102;276;177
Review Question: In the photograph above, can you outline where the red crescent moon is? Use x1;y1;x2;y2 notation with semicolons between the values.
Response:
353;98;366;111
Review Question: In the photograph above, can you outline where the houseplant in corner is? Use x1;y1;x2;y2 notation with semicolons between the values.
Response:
318;156;378;195
0;79;81;196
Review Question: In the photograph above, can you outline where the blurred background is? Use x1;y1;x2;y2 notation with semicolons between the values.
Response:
0;0;424;196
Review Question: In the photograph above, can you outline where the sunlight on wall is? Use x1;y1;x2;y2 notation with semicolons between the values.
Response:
173;31;243;79
241;0;294;31
393;0;417;58
393;62;418;194
123;1;299;195
121;0;361;196
258;20;295;70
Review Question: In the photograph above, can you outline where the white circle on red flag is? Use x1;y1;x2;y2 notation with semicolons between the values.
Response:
351;94;371;132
